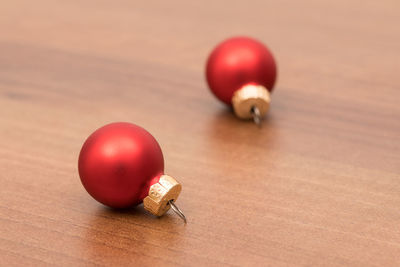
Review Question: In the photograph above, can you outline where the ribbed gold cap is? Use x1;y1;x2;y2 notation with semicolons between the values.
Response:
231;84;270;119
143;175;182;216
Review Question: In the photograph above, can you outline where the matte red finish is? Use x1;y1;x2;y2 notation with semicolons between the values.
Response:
78;122;164;208
206;36;277;105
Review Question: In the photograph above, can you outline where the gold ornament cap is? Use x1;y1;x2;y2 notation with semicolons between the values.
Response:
231;84;270;119
143;175;182;217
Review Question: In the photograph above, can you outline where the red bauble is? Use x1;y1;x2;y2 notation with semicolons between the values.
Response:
206;36;277;105
78;122;164;208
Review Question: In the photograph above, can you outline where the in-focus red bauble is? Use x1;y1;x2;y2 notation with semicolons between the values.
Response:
78;122;164;208
206;36;277;105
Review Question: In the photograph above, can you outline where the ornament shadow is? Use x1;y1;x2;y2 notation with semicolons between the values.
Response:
200;105;283;178
80;205;186;262
205;105;280;147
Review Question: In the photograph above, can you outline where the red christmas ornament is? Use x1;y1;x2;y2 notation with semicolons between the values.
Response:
206;36;277;124
78;122;186;222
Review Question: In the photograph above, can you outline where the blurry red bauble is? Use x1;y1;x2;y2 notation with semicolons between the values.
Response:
78;122;185;220
206;36;277;121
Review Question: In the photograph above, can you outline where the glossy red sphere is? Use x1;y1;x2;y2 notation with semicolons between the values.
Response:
78;122;164;208
206;36;277;105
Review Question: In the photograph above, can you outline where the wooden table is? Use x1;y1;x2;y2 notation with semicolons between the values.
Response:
1;1;399;266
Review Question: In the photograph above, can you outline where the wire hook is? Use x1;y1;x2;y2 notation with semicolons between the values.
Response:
168;200;187;224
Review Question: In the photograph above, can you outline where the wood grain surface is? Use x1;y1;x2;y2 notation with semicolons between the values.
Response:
1;0;400;266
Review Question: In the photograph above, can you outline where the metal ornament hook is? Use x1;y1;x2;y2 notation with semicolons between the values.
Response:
251;106;262;128
168;200;187;224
